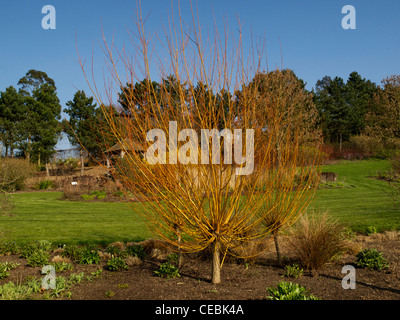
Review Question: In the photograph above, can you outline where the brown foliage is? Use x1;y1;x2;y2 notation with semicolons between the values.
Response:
287;212;353;271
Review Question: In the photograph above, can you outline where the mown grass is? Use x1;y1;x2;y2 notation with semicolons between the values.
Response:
312;159;400;233
1;159;399;245
0;192;151;246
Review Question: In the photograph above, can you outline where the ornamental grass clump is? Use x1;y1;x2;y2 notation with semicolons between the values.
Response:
287;213;352;271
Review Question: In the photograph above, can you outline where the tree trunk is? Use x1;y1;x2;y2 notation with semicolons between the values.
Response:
45;163;50;177
273;230;282;266
211;240;221;284
80;149;84;175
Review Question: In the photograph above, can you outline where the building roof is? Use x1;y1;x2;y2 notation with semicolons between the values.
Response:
104;138;145;153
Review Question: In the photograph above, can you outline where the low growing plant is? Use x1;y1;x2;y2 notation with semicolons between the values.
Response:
20;240;53;259
267;281;319;300
78;248;101;265
154;261;180;279
81;194;95;201
0;241;19;255
61;244;85;262
27;250;50;267
355;249;388;270
0;281;33;300
366;226;378;235
283;264;303;279
37;180;54;190
125;244;146;259
0;266;9;280
106;256;128;271
51;261;73;272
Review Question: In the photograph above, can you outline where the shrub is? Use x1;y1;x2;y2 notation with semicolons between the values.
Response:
267;281;319;300
37;180;54;190
154;261;180;278
126;244;146;259
287;213;352;270
0;158;35;192
106;256;128;271
355;249;388;270
349;135;381;158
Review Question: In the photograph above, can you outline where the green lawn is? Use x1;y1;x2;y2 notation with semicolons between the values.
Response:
312;159;400;232
1;192;152;246
1;159;399;245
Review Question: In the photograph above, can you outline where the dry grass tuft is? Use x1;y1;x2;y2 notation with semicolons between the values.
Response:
287;212;354;271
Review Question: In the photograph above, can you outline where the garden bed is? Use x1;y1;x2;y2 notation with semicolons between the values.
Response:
0;232;399;300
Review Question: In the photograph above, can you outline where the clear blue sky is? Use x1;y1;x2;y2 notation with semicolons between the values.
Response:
1;0;399;149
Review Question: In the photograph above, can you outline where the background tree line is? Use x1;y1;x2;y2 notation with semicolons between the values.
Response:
1;68;400;169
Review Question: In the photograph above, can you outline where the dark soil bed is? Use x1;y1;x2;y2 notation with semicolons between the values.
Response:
1;232;399;301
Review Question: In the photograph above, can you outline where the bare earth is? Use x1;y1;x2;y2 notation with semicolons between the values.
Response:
1;232;399;301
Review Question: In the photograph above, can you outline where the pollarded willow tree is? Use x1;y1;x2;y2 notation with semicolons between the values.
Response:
80;2;321;284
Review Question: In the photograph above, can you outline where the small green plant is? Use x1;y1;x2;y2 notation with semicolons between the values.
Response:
154;262;180;279
68;272;86;284
267;281;319;300
91;269;103;277
91;190;107;199
125;244;146;259
20;240;52;259
0;241;19;255
106;256;128;271
117;283;129;289
105;290;116;298
106;245;126;257
37;180;54;190
24;277;42;293
81;194;95;201
0;281;33;300
61;244;85;262
0;267;9;280
355;249;389;270
283;264;303;279
51;261;73;272
0;262;20;280
167;253;179;264
78;248;101;265
27;250;50;267
366;226;378;235
113;191;125;198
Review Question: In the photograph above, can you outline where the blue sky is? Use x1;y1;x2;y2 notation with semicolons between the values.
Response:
1;0;399;149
